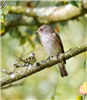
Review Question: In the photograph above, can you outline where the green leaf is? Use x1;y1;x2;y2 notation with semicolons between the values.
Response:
9;28;21;38
1;23;5;34
2;7;9;15
0;10;5;23
75;95;83;100
20;36;26;46
69;1;79;7
1;14;5;23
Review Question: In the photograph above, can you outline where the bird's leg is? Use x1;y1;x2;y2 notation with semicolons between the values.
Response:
56;53;60;58
47;56;51;60
47;56;53;60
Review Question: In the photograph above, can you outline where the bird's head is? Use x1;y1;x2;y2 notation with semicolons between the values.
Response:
34;25;54;36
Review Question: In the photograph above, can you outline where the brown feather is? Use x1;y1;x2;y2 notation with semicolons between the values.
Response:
53;32;66;64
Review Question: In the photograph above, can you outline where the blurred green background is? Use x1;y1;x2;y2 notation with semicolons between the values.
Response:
1;1;87;100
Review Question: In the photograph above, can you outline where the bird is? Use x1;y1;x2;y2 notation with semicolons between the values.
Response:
34;25;68;77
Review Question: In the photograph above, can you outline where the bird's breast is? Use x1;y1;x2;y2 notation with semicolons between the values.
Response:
41;34;61;56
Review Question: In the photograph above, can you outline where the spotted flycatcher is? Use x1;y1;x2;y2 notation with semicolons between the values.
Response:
34;25;68;77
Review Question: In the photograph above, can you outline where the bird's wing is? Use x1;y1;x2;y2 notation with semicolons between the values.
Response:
53;32;66;64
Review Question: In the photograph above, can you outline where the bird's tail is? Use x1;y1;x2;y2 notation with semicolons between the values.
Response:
58;63;68;77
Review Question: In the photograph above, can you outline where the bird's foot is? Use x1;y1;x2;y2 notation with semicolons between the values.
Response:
47;56;53;60
47;56;51;60
56;53;60;58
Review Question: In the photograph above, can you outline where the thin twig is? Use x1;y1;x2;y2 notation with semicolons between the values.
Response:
0;69;13;75
35;1;40;7
0;0;7;9
13;53;25;63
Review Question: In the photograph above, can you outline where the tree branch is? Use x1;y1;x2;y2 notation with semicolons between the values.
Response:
0;0;7;9
6;3;87;24
1;44;87;88
4;16;36;33
1;15;37;36
1;2;87;36
1;79;25;89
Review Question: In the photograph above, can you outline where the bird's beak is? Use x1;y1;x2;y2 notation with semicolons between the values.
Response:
34;31;38;34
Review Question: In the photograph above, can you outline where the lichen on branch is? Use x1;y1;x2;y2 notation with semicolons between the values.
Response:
6;2;87;24
1;43;87;88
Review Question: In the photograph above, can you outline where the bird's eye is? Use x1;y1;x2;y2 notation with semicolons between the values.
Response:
40;29;42;31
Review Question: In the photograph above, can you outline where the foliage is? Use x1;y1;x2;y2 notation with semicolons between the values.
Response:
0;7;9;34
1;1;87;100
69;0;79;7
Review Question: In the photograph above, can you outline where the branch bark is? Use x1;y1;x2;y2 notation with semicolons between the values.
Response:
6;3;87;24
1;44;87;87
0;0;7;9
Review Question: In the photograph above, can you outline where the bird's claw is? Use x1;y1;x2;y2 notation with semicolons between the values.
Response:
56;53;59;58
47;56;53;60
47;56;50;60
